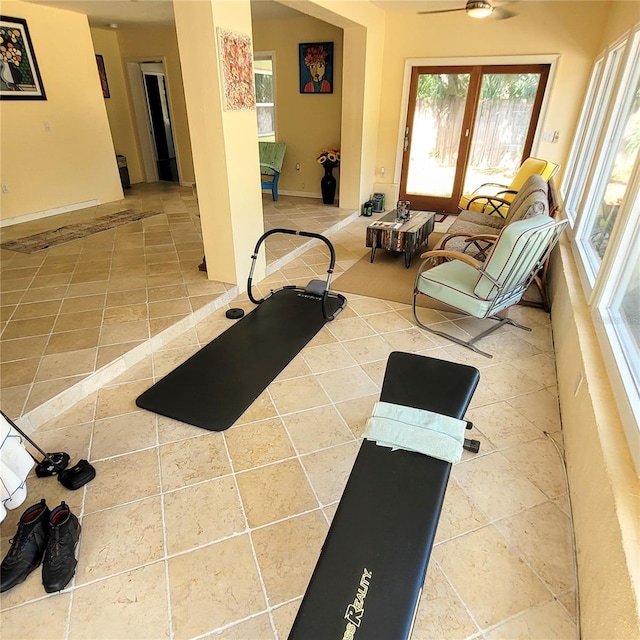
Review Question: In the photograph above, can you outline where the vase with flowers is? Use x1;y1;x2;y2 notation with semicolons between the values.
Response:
317;148;340;204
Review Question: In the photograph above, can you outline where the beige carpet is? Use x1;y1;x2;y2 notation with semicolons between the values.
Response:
332;232;457;310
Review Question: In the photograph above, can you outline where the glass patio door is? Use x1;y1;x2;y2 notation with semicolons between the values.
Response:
399;64;549;213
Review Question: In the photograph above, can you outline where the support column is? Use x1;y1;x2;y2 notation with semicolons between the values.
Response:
173;0;264;289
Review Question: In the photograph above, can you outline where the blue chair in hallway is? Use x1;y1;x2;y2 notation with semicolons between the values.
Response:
259;141;287;201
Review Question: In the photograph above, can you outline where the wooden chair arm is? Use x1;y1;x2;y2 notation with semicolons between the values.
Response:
466;195;511;208
464;234;499;244
439;231;494;251
494;189;517;199
470;181;509;195
418;249;482;269
547;177;563;220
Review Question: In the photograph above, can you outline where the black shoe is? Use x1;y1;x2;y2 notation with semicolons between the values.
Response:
41;502;81;593
0;499;50;593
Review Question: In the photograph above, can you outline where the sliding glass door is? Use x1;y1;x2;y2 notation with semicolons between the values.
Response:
399;64;549;212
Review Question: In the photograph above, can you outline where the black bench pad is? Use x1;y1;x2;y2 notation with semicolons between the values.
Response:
288;351;480;640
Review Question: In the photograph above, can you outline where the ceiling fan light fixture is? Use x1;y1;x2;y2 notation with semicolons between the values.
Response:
466;1;494;18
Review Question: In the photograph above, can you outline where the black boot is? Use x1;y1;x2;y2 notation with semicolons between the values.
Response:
41;502;81;593
0;499;50;592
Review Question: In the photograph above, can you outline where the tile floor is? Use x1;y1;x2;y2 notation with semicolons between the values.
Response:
0;184;357;427
0;185;578;639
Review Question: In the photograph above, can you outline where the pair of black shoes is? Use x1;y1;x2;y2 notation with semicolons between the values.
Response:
0;499;81;593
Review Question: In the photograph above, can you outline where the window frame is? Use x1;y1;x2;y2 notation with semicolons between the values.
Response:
573;31;640;292
254;51;277;140
564;22;640;474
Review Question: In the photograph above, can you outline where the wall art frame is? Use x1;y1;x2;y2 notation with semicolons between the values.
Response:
95;54;110;98
217;28;256;111
0;15;46;100
299;42;333;94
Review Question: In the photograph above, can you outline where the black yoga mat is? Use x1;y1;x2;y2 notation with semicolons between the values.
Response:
136;288;343;431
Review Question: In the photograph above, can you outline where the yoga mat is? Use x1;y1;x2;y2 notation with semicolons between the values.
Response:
136;287;344;431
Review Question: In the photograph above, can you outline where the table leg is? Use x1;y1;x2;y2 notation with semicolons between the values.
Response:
370;237;377;263
405;250;411;269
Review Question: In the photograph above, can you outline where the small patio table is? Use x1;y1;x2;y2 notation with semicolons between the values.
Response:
366;210;435;268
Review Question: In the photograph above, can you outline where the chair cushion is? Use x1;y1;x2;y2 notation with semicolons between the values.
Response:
473;216;554;299
416;260;493;317
457;209;506;229
503;174;548;224
511;157;550;190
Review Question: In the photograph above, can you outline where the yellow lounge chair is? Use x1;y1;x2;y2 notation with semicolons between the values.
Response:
459;157;559;217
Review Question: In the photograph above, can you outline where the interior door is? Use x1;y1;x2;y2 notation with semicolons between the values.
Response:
141;64;179;183
400;64;549;213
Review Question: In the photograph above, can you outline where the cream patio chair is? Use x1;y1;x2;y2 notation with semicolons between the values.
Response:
412;215;568;358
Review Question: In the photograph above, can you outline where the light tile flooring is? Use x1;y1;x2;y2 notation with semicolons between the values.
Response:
0;185;578;639
0;184;357;426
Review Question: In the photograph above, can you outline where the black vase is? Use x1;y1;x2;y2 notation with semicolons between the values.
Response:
321;166;337;205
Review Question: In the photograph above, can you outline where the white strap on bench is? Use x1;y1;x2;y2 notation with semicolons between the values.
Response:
363;401;467;463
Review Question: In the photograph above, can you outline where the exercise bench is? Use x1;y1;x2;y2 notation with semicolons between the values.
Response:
288;351;480;640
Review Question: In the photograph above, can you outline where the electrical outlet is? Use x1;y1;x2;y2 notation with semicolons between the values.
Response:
1;184;8;194
542;131;553;143
44;121;51;132
296;163;301;172
301;182;305;189
381;167;386;176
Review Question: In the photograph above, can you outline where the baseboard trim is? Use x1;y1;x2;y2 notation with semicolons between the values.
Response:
275;190;322;199
0;200;100;228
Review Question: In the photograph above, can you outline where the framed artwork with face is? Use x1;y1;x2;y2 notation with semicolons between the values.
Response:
299;42;333;94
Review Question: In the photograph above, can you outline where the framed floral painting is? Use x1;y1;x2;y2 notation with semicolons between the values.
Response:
299;42;333;94
0;15;46;100
217;28;255;111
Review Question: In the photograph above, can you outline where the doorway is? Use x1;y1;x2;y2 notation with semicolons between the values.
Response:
141;63;179;183
399;64;549;212
126;60;180;184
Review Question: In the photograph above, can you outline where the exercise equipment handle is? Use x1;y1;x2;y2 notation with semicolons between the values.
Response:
247;229;338;310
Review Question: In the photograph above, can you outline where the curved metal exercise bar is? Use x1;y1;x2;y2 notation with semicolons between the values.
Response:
247;228;345;321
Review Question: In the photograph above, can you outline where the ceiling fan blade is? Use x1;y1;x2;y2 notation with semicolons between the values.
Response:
492;6;517;19
418;7;466;15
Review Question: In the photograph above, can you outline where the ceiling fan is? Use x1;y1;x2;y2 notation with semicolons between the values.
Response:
418;0;516;20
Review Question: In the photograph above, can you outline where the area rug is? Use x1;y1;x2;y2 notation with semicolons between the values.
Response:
0;209;163;253
331;232;457;310
332;230;543;309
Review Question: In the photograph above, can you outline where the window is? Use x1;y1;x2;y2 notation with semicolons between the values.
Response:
254;53;276;140
563;46;626;224
564;23;640;472
583;81;639;268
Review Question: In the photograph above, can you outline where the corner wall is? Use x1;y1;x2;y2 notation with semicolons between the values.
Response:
0;0;122;222
253;15;343;198
115;25;195;185
549;243;639;638
90;27;144;185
